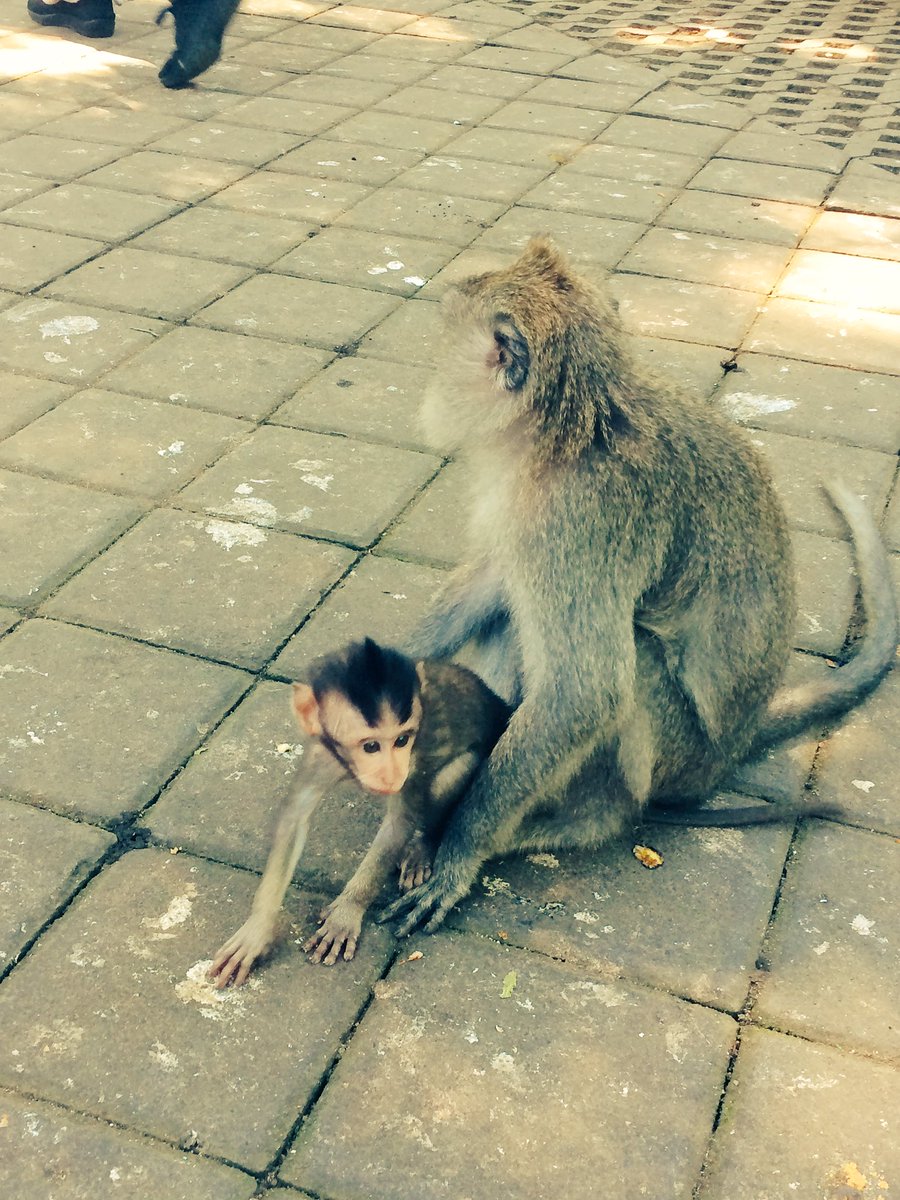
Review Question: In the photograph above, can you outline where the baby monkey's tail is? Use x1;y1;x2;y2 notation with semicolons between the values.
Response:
750;480;897;757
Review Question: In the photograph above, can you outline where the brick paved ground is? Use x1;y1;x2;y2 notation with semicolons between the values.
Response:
0;1;898;1197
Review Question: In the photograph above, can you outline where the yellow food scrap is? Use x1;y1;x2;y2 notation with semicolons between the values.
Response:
500;971;517;998
828;1162;868;1192
407;950;424;962
633;844;664;869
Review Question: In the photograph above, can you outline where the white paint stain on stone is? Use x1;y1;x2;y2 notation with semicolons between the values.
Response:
157;440;185;458
205;519;267;551
39;315;99;342
574;910;600;923
142;886;197;933
219;494;278;525
851;914;875;936
175;959;257;1020
150;1041;179;1072
404;276;426;286
813;941;830;955
665;1024;690;1063
526;852;559;869
491;1052;516;1073
852;779;875;793
723;391;796;420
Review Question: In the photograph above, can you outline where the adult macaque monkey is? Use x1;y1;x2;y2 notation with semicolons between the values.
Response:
382;236;898;937
209;639;509;982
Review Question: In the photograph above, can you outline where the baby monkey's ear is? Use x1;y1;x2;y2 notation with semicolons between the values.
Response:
415;661;428;692
292;682;322;737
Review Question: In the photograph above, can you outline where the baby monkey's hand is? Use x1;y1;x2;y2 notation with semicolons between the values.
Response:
208;915;276;988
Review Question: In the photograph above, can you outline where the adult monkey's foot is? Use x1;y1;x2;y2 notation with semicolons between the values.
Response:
157;0;240;89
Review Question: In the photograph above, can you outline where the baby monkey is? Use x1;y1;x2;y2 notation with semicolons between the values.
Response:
209;638;510;982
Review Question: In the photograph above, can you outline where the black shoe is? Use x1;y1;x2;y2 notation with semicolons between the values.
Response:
27;0;115;38
156;0;240;89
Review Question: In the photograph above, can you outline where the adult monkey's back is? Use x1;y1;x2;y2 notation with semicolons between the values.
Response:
383;236;898;936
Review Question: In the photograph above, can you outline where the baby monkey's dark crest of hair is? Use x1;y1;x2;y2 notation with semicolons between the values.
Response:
310;638;418;726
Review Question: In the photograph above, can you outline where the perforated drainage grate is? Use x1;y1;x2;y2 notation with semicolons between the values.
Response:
503;0;900;171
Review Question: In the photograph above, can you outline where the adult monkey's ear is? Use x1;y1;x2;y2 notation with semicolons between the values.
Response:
489;316;530;392
291;683;322;737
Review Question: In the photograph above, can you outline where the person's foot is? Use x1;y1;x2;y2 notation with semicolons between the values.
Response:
27;0;115;38
156;0;241;89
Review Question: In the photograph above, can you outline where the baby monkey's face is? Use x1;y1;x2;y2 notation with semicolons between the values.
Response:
324;692;421;795
292;682;422;797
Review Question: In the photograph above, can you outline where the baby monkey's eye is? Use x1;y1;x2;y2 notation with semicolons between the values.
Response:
362;740;380;754
395;733;411;748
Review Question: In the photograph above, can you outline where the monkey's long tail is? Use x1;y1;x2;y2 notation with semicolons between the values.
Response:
751;479;898;755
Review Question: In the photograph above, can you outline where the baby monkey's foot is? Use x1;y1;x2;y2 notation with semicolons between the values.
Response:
305;898;364;965
398;833;433;892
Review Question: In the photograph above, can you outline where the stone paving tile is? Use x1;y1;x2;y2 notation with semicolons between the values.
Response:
749;432;895;539
100;326;331;421
800;211;900;267
335;185;506;247
42;509;354;670
718;129;846;174
132;204;313;269
601;113;731;158
377;461;469;566
437;124;584;169
175;424;439;547
284;933;735;1199
825;162;900;220
631;85;748;130
717;354;900;454
146;681;382;888
270;355;436;451
391;153;549;203
483;98;614;139
556;52;662;90
270;552;447;678
790;531;855;658
0;1090;258;1200
205;168;371;224
609;276;763;349
519;171;678;223
274;227;457;296
0;91;81;131
0;170;53;211
747;298;900;376
458;44;577;76
0;391;248;500
375;83;503;125
700;1027;900;1200
43;247;249;323
78;151;250;203
473;207;644;267
265;21;378;51
0;299;167;384
459;820;794;1011
0;850;394;1171
193;273;401;349
226;38;349;74
319;49;439;86
620;229;792;294
217;94;352;137
0;372;69;439
776;250;900;316
326;109;463;156
564;141;704;186
525;75;654;114
630;336;729;397
0;801;114;967
0;618;246;823
886;494;900;554
753;823;899;1060
0;469;143;608
421;62;538;98
35;105;191;147
267;138;422;187
314;4;414;33
356;296;444;364
688;159;834;207
271;73;396;107
148;118;305;165
658;191;815;247
814;647;900;840
0;183;182;244
0;224;103;292
0;134;122;182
